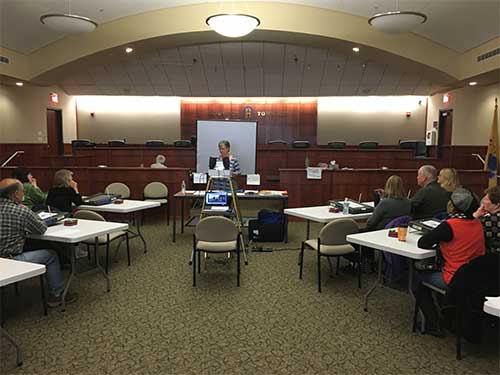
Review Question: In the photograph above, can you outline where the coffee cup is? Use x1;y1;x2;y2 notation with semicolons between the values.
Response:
397;225;408;241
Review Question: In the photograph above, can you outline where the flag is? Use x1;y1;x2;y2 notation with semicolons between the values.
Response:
484;98;499;188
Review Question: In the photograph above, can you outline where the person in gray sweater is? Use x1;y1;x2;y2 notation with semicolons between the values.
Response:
366;175;411;231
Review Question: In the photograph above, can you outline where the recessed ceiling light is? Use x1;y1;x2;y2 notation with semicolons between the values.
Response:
469;81;477;86
125;47;133;54
352;47;360;52
15;82;23;86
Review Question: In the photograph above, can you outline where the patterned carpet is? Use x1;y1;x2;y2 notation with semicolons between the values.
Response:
1;220;498;374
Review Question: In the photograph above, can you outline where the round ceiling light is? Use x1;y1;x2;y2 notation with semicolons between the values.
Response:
40;14;98;34
368;11;427;34
206;14;260;38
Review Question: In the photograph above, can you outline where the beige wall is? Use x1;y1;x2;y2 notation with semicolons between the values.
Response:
317;96;428;145
427;83;500;145
75;96;180;143
0;84;77;143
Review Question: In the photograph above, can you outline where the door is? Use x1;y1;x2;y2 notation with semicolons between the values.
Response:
437;109;453;158
46;109;63;155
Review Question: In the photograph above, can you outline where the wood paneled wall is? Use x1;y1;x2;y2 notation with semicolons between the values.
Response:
180;99;318;144
280;169;489;208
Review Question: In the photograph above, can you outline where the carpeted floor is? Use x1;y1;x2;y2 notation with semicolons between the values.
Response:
1;220;498;374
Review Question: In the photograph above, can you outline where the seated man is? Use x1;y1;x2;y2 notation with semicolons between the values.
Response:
411;165;450;219
0;178;77;307
473;186;500;253
415;188;485;335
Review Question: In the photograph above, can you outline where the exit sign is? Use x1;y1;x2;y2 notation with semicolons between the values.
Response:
49;93;59;105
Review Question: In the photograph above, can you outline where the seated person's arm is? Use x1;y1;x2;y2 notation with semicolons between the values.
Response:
410;188;425;212
72;189;84;206
417;221;452;249
365;201;387;231
24;210;48;235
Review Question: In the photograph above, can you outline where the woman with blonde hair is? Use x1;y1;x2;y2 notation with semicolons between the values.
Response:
366;175;411;231
46;169;83;213
438;167;460;193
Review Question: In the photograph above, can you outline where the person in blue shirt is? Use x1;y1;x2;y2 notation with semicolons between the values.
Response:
213;140;240;191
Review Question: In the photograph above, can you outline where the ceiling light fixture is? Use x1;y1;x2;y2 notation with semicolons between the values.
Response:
469;81;478;86
352;47;360;52
206;13;260;38
40;0;98;34
368;1;427;34
125;47;134;54
15;82;23;87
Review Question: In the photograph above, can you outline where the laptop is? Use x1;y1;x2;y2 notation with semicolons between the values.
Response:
409;218;442;233
204;191;229;211
37;211;65;226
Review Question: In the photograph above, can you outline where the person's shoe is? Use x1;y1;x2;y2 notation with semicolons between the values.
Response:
47;292;78;308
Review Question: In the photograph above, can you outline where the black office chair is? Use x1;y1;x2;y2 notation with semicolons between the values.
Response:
145;140;165;147
108;139;126;147
71;139;95;148
173;140;192;147
327;141;346;149
358;141;378;149
292;141;310;148
268;140;288;145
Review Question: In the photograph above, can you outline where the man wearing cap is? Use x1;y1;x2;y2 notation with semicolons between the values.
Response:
411;165;450;219
0;178;77;307
415;188;485;335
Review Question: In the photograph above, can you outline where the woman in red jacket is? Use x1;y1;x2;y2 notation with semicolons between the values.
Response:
415;188;485;336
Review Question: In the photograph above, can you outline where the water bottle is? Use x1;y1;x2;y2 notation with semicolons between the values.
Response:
181;180;186;194
343;197;349;215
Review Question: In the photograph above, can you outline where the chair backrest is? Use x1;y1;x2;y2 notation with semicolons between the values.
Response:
105;182;131;198
359;141;379;149
327;141;346;149
319;219;359;245
145;140;165;147
384;215;412;229
195;216;238;242
108;139;126;146
268;140;288;145
143;182;168;199
74;209;106;222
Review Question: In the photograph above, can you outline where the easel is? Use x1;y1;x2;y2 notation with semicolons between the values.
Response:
189;175;249;265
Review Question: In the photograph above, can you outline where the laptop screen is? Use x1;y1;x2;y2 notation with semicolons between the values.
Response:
205;191;228;206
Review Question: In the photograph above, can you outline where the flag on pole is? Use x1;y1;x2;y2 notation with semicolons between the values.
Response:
484;98;499;188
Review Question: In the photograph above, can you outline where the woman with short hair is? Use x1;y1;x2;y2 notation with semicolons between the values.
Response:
46;169;83;213
474;186;500;253
438;167;460;193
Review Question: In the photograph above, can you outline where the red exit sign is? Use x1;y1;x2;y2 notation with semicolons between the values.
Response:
49;92;59;105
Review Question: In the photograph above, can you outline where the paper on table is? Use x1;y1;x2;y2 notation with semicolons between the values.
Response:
246;174;261;185
193;173;207;184
306;167;322;180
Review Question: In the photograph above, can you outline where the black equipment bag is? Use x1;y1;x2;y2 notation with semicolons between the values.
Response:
249;209;284;242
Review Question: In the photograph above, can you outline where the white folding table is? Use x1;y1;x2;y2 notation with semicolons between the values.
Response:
78;200;160;253
0;258;46;366
347;229;435;311
284;205;373;239
28;219;128;310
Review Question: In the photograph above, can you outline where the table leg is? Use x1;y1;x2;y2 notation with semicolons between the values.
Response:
364;249;383;312
283;199;288;243
135;212;148;253
408;260;415;296
61;244;77;312
172;197;177;243
0;327;23;366
39;275;47;316
94;237;111;292
181;200;185;234
306;220;311;239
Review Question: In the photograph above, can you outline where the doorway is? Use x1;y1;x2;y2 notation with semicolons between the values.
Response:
46;109;64;155
437;109;453;158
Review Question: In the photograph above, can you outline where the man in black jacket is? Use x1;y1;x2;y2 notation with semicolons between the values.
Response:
411;165;450;219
